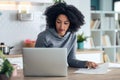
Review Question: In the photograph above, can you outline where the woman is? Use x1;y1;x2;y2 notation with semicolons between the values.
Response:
35;2;98;68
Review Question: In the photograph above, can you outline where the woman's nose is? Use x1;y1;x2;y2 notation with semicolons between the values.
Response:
60;23;64;29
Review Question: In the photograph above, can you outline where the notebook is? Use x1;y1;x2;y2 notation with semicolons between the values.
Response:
22;48;68;77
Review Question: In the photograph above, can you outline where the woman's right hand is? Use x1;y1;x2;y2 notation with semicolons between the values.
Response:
86;61;98;69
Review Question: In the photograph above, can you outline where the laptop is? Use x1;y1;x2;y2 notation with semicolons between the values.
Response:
22;48;68;77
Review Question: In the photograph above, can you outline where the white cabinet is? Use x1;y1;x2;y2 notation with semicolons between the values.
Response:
76;50;104;63
90;10;120;62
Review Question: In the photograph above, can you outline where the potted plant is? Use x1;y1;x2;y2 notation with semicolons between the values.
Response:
53;0;65;3
0;50;14;80
77;33;88;49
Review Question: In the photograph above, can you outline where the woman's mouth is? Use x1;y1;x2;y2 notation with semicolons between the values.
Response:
59;29;64;32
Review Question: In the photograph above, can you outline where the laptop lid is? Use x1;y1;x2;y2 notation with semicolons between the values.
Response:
22;48;68;77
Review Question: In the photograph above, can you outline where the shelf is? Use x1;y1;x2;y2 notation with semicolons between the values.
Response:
90;10;120;62
91;29;101;31
91;10;101;13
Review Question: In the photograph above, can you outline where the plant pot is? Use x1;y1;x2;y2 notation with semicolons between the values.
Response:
12;64;18;77
0;74;9;80
77;42;84;49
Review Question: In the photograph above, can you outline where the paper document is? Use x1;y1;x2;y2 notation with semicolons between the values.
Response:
74;63;109;74
108;63;120;68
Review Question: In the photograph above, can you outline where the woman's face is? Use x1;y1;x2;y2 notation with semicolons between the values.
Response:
55;14;70;37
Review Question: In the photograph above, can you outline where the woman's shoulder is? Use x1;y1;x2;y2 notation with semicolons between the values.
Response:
70;32;76;37
38;28;53;37
38;29;48;37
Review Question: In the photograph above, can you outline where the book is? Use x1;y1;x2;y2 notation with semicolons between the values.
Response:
110;17;115;29
90;19;96;29
90;19;101;29
89;37;94;48
102;35;111;47
103;53;110;62
94;19;101;29
104;17;110;30
116;20;120;29
116;32;120;45
116;53;120;63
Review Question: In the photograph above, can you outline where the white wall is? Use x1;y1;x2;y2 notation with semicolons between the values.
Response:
65;0;90;36
0;0;90;54
0;10;46;54
65;0;91;48
14;0;53;3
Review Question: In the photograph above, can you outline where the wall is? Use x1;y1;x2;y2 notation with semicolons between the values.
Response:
0;0;90;54
0;4;47;54
14;0;53;3
65;0;91;48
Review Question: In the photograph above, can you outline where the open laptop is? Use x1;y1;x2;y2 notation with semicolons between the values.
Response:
22;48;68;77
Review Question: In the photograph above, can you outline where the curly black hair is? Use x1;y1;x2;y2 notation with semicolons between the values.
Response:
44;2;85;32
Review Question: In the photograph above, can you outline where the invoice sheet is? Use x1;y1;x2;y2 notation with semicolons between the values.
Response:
74;63;109;74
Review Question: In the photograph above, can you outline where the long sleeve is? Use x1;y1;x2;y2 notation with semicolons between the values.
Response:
67;38;88;68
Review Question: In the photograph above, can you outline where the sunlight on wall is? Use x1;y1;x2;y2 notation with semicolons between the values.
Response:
18;2;32;13
0;1;16;10
114;1;120;20
114;1;120;11
0;1;32;11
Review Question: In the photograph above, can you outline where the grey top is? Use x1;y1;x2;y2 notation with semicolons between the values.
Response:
35;28;87;68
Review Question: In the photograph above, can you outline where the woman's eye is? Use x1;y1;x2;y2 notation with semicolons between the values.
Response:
64;23;69;25
56;21;61;23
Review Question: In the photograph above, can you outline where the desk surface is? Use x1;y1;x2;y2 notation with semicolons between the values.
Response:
5;54;120;80
10;68;120;80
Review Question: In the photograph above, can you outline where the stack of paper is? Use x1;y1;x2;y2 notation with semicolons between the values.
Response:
108;63;120;68
74;63;109;74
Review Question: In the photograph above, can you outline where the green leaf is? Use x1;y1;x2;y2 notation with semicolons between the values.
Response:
53;0;65;3
0;59;14;78
0;50;6;60
77;33;88;42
